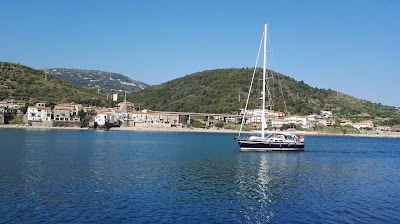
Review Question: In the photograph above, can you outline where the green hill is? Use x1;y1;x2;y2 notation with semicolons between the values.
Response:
2;62;399;126
0;62;106;106
127;68;399;120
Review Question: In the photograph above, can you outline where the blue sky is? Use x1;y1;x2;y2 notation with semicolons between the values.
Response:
1;0;399;106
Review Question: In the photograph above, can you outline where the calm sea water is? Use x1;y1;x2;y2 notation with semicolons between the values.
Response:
1;129;400;223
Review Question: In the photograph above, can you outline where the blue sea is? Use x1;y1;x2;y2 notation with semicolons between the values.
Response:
1;129;400;223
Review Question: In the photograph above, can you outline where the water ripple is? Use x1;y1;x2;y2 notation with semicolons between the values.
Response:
1;131;400;223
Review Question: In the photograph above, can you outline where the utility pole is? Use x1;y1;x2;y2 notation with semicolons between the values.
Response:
44;70;47;81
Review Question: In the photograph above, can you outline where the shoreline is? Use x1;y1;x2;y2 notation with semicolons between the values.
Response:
1;124;400;138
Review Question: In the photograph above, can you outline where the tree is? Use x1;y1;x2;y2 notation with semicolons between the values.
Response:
80;115;92;128
0;91;7;100
78;109;87;120
215;121;225;129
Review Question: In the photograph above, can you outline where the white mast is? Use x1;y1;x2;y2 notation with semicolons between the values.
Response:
261;23;268;138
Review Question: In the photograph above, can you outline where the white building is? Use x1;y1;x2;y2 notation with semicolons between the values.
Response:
95;112;116;126
351;120;373;129
320;111;334;118
284;116;308;128
241;109;274;123
270;119;288;128
27;103;52;122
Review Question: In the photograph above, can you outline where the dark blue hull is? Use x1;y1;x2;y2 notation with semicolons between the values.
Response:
235;138;305;152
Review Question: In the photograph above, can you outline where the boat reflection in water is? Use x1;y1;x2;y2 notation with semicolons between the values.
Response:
235;152;305;223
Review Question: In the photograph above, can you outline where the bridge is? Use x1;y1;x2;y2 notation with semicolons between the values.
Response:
152;111;246;126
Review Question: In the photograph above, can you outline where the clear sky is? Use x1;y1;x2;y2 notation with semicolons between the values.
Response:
1;0;399;106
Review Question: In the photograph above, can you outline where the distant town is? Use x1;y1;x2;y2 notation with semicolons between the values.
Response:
1;98;398;134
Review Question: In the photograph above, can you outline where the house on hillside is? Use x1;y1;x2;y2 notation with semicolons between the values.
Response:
326;119;336;126
320;111;334;118
352;120;374;129
0;99;24;114
274;111;285;117
116;101;135;111
314;118;336;127
284;116;308;127
340;120;353;126
241;109;274;123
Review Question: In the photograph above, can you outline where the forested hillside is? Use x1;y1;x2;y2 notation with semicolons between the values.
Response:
0;62;106;106
1;62;399;124
127;68;398;119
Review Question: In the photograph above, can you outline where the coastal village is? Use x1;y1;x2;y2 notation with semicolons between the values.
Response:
0;98;397;133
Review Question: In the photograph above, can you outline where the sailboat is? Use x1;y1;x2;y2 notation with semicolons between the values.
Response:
234;23;305;151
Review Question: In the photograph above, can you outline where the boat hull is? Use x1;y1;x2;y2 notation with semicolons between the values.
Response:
235;138;305;152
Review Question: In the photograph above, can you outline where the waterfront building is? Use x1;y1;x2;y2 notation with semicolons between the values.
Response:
53;103;82;122
94;112;116;126
27;103;52;125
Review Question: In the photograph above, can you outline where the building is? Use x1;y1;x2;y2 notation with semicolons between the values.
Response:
116;101;135;111
274;111;285;117
270;118;288;128
284;116;308;127
53;103;82;122
27;103;52;123
241;109;274;123
95;112;116;126
352;120;374;129
340;120;353;126
376;126;391;131
320;111;334;118
0;99;24;113
127;110;180;127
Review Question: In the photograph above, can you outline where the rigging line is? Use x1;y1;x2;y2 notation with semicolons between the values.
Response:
269;36;288;114
266;36;275;110
238;29;264;137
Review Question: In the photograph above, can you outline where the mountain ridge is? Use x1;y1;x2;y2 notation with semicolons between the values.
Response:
43;68;149;93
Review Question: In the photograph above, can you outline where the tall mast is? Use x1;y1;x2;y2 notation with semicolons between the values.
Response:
261;23;268;138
